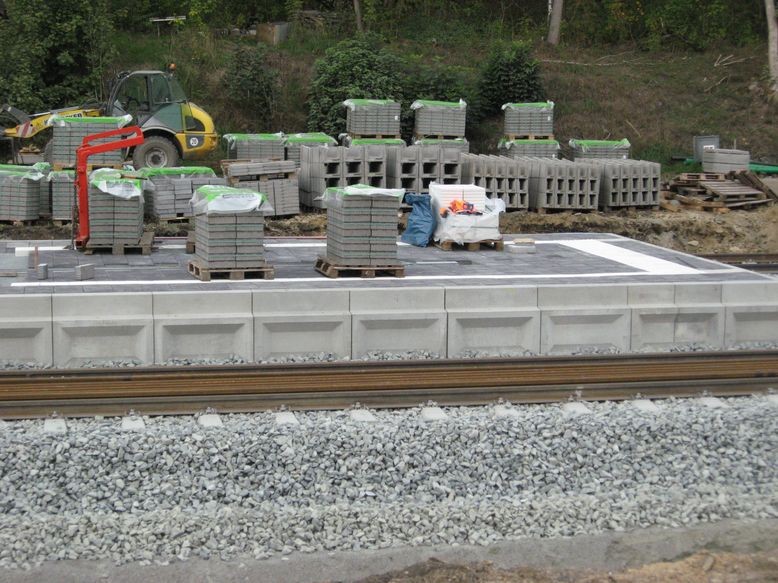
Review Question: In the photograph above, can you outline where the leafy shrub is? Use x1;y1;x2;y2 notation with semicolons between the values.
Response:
306;37;404;135
224;44;279;129
475;42;544;120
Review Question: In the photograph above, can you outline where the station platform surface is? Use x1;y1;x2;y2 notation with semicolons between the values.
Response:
0;233;770;295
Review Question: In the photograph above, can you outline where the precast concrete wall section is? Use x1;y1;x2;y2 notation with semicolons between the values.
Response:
2;280;777;367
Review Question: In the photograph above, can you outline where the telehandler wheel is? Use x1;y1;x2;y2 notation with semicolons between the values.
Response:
132;136;179;168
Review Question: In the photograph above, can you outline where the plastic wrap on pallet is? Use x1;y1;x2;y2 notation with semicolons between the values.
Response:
346;137;406;146
136;166;216;178
221;132;285;148
46;114;132;128
433;197;505;245
0;162;50;175
342;98;399;110
569;138;631;159
321;184;404;207
0;167;45;181
412;137;469;152
284;132;337;145
89;168;145;200
191;185;271;215
410;99;467;110
501;101;554;112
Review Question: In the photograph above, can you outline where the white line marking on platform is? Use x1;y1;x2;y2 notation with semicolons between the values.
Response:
554;240;700;275
14;246;67;256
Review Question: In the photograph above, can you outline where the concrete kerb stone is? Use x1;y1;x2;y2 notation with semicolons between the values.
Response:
153;291;253;363
673;283;724;348
0;294;53;367
538;284;630;355
721;281;778;347
350;287;446;358
52;293;153;368
253;289;350;361
445;286;539;357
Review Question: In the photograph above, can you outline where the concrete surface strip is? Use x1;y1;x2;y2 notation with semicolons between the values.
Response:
2;518;776;583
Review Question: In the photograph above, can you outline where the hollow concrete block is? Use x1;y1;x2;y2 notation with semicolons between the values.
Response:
52;293;153;367
350;287;446;358
0;294;53;367
538;284;629;354
446;286;539;357
153;291;253;363
253;289;350;360
721;281;778;347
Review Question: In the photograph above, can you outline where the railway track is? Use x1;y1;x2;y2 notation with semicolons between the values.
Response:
1;351;776;418
699;253;778;273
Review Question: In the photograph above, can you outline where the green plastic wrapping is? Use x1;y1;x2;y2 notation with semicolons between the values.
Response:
191;185;269;215
569;138;631;151
284;132;337;145
410;99;466;110
342;98;398;110
222;132;285;147
136;166;216;178
501;101;554;110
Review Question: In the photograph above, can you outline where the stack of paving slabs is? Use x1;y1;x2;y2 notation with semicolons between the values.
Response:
413;138;470;154
191;185;270;269
0;167;43;221
87;169;145;246
569;139;630;160
502;102;555;136
666;172;770;211
48;114;131;167
592;159;661;210
516;156;600;212
343;99;401;136
139;167;222;219
459;154;530;209
49;170;77;221
411;99;467;138
701;148;750;173
284;133;337;165
223;133;285;161
324;185;403;266
222;159;299;217
498;138;560;159
0;162;50;217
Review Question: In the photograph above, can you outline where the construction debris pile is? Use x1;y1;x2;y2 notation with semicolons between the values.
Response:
323;185;403;266
664;171;776;212
87;169;145;247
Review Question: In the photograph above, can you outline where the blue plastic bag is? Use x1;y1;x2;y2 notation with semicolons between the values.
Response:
401;193;435;247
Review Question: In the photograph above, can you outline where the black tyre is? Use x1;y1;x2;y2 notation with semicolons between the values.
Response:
132;135;179;168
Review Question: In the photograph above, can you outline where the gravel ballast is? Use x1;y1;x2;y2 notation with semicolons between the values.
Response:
0;397;776;568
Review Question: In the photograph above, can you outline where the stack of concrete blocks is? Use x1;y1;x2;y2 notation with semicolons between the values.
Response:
38;173;51;218
224;160;299;217
50;117;126;167
386;145;421;193
143;170;226;219
412;99;467;137
195;212;266;270
362;145;388;188
0;172;40;221
344;99;401;136
385;145;463;194
413;138;470;153
502;102;554;136
50;171;77;221
569;139;630;160
499;139;560;159
325;188;400;266
594;159;661;210
225;134;285;161
460;154;530;210
284;133;337;165
519;156;600;212
702;149;750;173
693;135;720;162
87;180;144;246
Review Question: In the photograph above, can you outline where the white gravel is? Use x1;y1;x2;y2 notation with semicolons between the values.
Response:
0;396;776;568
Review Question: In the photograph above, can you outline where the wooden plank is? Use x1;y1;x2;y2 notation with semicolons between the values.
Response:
314;256;404;279
187;259;274;282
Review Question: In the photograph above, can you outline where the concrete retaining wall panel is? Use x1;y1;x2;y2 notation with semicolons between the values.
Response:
0;295;53;366
541;310;631;354
53;293;153;367
538;284;628;308
154;291;253;362
674;283;722;304
446;286;539;356
722;281;778;346
627;284;675;307
253;290;351;360
351;288;446;358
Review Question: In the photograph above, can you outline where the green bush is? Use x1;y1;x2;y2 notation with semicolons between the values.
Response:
306;37;404;135
224;44;279;129
475;42;544;120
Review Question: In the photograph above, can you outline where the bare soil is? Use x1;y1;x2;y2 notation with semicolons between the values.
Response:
358;549;778;583
3;205;775;256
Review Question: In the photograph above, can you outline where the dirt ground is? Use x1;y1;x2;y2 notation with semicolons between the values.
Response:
359;549;778;583
2;205;776;256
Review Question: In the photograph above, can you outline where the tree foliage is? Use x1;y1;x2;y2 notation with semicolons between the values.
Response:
475;42;544;119
0;0;115;111
306;37;404;135
224;44;279;129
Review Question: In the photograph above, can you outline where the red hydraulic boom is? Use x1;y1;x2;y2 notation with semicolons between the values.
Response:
75;126;144;248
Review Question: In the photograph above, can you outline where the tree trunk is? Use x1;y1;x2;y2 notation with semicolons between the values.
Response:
353;0;365;33
767;0;778;94
547;0;564;46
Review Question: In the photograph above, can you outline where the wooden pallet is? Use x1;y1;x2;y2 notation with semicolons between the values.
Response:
677;172;726;182
314;256;405;279
351;133;402;140
435;239;505;252
0;219;37;226
699;180;765;202
157;215;192;224
506;134;555;141
413;134;463;141
187;259;275;282
83;231;154;255
51;219;73;227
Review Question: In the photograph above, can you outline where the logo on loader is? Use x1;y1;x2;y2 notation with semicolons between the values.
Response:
188;135;202;148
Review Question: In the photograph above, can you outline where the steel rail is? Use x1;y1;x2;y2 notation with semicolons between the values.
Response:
0;351;776;418
698;253;778;272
